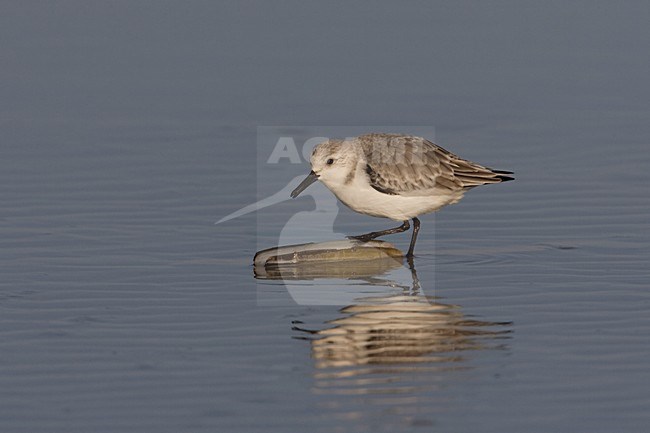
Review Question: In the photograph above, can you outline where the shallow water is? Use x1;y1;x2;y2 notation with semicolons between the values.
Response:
2;2;650;433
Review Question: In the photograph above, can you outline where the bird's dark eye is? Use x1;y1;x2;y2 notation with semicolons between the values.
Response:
326;158;334;165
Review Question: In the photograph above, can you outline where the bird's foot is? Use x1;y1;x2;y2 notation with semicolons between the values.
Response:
347;234;376;243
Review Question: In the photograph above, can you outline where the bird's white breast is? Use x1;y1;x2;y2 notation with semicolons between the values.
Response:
321;168;464;221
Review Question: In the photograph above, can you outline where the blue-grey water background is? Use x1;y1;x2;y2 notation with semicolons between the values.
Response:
1;2;649;432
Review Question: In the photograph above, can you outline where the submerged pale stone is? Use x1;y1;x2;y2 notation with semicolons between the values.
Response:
254;240;403;267
254;240;404;279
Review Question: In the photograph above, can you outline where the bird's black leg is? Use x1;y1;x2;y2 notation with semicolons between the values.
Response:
405;255;420;293
406;217;421;258
348;220;410;243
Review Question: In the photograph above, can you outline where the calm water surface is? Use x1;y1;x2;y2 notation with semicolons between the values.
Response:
1;2;649;433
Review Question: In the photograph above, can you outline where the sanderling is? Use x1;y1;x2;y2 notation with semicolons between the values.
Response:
290;133;514;257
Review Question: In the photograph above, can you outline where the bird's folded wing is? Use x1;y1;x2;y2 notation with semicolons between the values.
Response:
359;134;508;195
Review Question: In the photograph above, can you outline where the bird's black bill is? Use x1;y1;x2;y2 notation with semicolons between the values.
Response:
290;171;319;198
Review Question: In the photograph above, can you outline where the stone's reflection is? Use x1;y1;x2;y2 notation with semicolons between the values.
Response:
297;293;511;370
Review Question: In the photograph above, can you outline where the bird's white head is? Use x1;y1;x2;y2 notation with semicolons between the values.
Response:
290;139;359;198
311;139;359;184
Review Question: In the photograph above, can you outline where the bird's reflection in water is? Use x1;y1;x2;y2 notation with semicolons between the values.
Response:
255;242;511;427
300;293;510;371
298;270;510;428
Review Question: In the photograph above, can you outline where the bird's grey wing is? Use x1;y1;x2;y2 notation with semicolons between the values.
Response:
360;134;461;195
359;134;512;195
444;149;514;188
